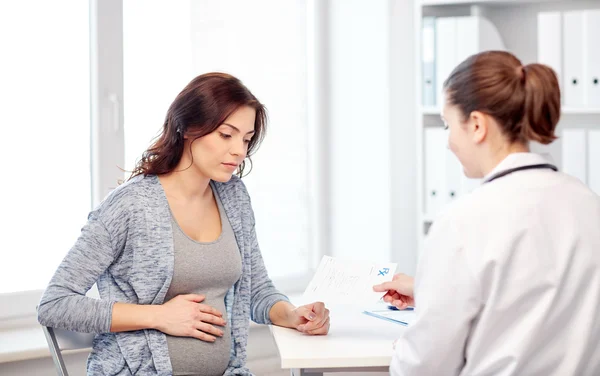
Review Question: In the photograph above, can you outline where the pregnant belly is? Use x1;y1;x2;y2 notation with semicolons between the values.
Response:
166;297;231;376
167;325;232;376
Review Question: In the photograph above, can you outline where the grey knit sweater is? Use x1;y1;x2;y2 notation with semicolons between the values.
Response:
37;174;289;375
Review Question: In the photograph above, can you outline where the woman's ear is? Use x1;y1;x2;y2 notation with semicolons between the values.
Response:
469;111;488;144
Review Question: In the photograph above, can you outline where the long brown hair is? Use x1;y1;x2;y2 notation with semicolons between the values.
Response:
129;72;267;180
443;50;560;145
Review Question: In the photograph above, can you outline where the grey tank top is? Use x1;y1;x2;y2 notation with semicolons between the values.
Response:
165;189;243;376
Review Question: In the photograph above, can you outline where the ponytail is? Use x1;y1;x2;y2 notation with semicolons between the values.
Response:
521;63;560;144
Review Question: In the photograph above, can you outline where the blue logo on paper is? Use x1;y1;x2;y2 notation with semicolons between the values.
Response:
378;268;390;276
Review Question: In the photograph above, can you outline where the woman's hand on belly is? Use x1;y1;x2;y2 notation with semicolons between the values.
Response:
154;294;227;342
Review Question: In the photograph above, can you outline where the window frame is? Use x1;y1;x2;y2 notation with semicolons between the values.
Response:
0;0;325;324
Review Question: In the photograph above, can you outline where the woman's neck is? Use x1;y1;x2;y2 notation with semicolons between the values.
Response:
159;164;212;201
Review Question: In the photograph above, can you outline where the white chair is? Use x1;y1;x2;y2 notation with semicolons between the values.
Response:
42;326;95;376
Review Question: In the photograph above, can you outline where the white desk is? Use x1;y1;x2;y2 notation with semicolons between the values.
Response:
270;304;406;375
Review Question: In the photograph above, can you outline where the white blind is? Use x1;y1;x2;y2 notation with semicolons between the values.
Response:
123;0;311;279
0;1;91;293
123;0;194;174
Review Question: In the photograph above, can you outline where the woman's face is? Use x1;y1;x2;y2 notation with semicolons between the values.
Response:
185;105;256;182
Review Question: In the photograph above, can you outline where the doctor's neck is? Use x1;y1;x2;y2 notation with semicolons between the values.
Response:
481;141;530;177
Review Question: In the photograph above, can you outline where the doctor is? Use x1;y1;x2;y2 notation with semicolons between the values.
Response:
374;50;600;375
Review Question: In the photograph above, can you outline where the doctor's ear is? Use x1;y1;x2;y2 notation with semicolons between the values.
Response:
468;111;488;144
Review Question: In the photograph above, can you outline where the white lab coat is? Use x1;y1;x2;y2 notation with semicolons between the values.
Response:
391;153;600;376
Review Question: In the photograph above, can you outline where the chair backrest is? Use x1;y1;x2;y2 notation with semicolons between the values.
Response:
42;326;95;376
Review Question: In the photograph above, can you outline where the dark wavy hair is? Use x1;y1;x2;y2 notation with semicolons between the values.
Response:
128;72;267;180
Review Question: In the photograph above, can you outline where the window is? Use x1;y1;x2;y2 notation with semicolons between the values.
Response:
0;0;315;322
123;0;194;174
123;0;312;285
0;0;91;294
191;0;311;280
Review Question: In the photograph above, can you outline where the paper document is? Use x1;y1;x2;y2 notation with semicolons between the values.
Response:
303;256;397;305
363;307;416;326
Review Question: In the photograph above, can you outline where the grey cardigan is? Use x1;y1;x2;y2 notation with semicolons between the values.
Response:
37;174;289;375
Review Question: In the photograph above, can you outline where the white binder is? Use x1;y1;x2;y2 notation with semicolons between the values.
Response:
561;129;587;183
456;16;479;63
588;130;600;195
422;17;436;106
563;11;585;107
434;16;505;106
424;128;448;218
456;16;505;64
435;17;456;106
584;10;600;107
537;12;562;98
445;148;462;204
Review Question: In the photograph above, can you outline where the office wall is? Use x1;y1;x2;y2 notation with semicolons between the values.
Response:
329;0;392;263
328;0;417;274
390;0;418;275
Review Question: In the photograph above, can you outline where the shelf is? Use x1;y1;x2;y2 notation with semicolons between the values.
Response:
421;106;441;115
423;216;435;223
420;213;436;223
415;0;597;250
562;107;600;115
420;107;600;116
420;0;562;6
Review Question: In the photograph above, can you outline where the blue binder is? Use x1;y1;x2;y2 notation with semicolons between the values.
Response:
422;16;436;106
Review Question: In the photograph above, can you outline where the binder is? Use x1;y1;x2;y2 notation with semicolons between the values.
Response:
537;12;562;98
588;130;600;195
456;16;478;64
457;15;505;63
584;10;600;107
561;129;587;183
422;17;436;106
424;127;448;217
445;147;462;203
476;16;505;54
563;11;585;107
435;17;456;106
434;16;505;106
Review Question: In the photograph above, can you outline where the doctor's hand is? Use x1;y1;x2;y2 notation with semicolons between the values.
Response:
373;273;415;309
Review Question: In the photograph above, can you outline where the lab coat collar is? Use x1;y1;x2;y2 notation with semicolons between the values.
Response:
482;152;553;183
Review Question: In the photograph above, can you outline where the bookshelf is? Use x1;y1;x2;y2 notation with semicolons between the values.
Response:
414;0;600;253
